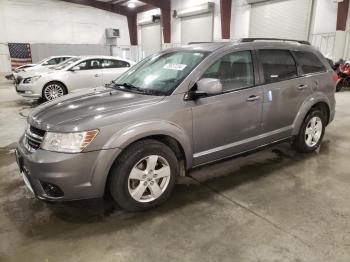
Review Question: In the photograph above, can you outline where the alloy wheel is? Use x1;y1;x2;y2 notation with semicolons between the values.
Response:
128;155;171;203
44;84;64;100
305;116;323;147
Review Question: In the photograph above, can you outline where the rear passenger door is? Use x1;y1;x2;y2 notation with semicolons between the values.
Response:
102;59;130;84
292;51;327;96
257;49;310;141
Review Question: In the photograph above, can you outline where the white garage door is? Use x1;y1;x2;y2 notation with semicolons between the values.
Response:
249;0;313;40
141;23;161;58
181;13;213;44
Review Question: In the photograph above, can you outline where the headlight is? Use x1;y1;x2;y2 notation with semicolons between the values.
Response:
41;130;99;153
23;75;41;84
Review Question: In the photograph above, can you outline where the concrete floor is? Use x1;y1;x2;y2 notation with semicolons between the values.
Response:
1;80;350;262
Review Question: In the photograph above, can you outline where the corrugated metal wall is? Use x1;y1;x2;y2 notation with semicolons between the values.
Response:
30;44;111;63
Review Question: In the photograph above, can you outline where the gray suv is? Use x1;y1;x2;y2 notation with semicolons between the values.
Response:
16;39;336;211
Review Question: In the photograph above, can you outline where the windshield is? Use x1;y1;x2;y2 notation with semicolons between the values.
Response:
37;57;50;65
113;51;208;95
53;57;81;70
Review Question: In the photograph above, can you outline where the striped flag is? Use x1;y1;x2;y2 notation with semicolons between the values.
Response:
8;43;32;70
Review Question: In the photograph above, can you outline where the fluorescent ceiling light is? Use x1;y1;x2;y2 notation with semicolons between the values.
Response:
127;1;136;8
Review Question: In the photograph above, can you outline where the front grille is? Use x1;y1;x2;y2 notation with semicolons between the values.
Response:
24;126;46;151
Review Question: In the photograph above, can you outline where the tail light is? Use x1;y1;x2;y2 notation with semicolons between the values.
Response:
332;72;338;82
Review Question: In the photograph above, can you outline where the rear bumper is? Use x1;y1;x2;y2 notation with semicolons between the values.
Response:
16;136;121;201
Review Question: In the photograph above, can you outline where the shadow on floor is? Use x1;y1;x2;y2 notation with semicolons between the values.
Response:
0;140;331;240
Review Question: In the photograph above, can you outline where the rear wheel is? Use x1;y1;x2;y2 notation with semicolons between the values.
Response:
293;109;326;153
43;82;67;101
109;139;178;211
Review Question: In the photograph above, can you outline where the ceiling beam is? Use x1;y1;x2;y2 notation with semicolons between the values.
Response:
60;0;132;16
139;0;170;9
60;0;158;15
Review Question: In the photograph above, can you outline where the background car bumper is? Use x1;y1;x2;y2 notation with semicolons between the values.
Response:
16;83;42;98
16;136;121;201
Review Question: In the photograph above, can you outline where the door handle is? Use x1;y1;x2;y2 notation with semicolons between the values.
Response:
246;95;260;102
297;84;308;90
94;74;99;77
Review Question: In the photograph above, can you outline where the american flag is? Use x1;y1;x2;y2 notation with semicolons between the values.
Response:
8;43;32;70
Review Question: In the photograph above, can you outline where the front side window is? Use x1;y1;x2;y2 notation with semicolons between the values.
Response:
259;50;297;84
102;59;130;69
44;58;61;65
114;51;208;95
53;57;81;70
60;57;71;63
202;51;254;92
74;59;102;70
294;51;326;75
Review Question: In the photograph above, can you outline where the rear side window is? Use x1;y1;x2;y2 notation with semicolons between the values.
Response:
294;51;326;75
259;50;297;84
102;59;130;68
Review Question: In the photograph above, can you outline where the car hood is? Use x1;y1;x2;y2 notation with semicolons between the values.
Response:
28;86;165;132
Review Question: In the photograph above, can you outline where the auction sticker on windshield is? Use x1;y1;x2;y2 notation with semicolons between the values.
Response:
163;63;187;71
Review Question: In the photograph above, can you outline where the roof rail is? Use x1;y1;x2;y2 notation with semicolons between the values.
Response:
240;38;311;45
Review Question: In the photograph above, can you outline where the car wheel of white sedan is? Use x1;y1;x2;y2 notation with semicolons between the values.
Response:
43;82;67;101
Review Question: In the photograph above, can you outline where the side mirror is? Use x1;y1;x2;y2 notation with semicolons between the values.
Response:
185;78;223;100
70;66;80;72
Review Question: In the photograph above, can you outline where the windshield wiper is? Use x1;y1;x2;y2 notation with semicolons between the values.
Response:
108;82;165;96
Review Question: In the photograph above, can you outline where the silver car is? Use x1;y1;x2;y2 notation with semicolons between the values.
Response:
16;39;336;211
15;56;135;101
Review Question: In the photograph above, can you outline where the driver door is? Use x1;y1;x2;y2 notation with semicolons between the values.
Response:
67;59;103;91
191;50;263;166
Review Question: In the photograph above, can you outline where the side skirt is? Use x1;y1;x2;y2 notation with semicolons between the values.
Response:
190;137;293;171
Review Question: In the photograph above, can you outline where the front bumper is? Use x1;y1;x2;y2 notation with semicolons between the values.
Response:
15;82;41;99
16;136;121;201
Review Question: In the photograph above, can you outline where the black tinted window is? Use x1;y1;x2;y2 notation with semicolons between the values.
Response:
259;50;297;84
102;59;130;68
202;51;254;92
294;51;326;74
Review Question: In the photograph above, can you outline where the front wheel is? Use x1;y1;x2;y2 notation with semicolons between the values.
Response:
293;109;326;153
42;82;67;101
109;139;178;211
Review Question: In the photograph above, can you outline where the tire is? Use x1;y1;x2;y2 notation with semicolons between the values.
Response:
109;139;179;211
336;81;343;92
293;109;326;153
42;82;67;101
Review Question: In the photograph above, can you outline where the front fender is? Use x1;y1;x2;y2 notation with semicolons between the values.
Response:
292;92;331;136
103;120;193;168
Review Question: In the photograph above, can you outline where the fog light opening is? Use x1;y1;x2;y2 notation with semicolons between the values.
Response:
40;181;64;198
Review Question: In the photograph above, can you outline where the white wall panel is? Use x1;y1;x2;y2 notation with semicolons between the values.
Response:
311;0;337;34
0;44;10;76
0;0;130;45
249;0;313;40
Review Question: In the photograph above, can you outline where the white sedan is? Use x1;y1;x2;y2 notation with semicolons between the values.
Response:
15;56;135;101
13;55;74;82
